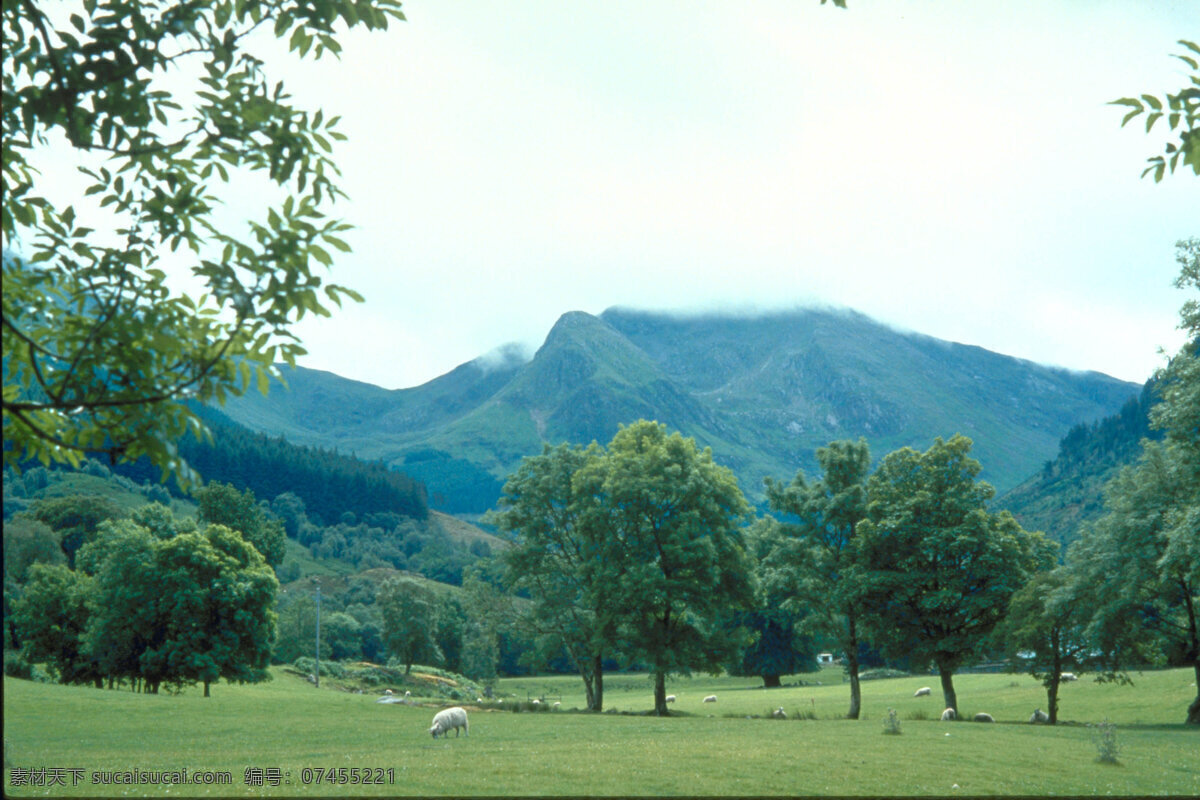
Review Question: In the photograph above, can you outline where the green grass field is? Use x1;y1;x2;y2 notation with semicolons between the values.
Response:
4;667;1197;796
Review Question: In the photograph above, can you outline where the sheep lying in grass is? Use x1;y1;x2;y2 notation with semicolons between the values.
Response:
1061;672;1078;682
914;687;932;697
772;707;787;720
429;707;469;738
973;713;994;723
940;708;956;721
703;695;717;703
1029;708;1049;724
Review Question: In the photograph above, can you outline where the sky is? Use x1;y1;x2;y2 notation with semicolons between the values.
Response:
28;0;1200;390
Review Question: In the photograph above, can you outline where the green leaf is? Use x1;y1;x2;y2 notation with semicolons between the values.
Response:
1141;94;1163;111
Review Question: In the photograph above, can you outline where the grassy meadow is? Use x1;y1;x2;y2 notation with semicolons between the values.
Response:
4;666;1197;796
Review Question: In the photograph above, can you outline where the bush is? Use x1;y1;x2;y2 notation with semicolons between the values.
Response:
882;707;902;735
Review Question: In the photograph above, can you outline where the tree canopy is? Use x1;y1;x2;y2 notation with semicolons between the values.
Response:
852;435;1054;714
2;0;405;484
764;437;872;718
577;420;756;716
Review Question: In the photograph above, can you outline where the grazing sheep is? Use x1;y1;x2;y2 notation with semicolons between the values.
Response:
429;707;469;738
914;687;932;697
973;712;994;723
1060;672;1078;682
531;699;541;705
772;706;788;720
665;695;676;703
1029;708;1049;724
385;689;394;696
941;708;956;721
552;701;561;709
702;695;717;703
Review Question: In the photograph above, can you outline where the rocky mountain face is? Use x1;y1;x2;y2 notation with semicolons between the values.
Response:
218;306;1140;514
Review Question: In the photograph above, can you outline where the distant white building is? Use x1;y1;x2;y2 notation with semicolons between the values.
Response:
817;652;835;665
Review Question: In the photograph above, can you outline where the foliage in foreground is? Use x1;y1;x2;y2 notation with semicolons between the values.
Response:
2;0;404;483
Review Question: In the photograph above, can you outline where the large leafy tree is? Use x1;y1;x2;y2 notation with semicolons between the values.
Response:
492;442;613;711
1068;239;1200;725
79;518;277;695
2;0;404;483
763;438;872;718
577;420;756;716
852;435;1054;714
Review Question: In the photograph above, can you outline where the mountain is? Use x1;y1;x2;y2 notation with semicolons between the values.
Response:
217;306;1140;513
995;380;1160;550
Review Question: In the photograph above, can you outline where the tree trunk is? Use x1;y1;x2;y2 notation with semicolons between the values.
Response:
592;654;604;712
763;674;781;688
938;664;957;715
845;637;862;720
653;671;669;716
204;680;211;698
1188;663;1200;725
1047;677;1060;726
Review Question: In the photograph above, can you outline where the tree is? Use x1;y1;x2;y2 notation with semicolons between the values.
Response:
1110;41;1200;181
763;438;872;718
492;442;612;711
378;576;440;674
996;567;1093;724
12;563;102;686
1068;238;1199;725
196;481;285;567
577;420;756;716
852;435;1054;714
79;518;278;695
140;524;278;696
2;0;405;483
3;516;65;582
28;495;124;568
130;501;197;539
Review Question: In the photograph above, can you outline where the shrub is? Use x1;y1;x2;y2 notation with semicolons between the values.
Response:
882;708;902;735
4;651;34;680
1090;718;1121;764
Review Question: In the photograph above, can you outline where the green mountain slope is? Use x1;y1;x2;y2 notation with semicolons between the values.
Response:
217;306;1140;512
995;380;1159;549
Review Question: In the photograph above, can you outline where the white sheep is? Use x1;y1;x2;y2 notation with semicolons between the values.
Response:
552;701;561;709
665;695;676;703
914;687;932;697
384;689;393;696
772;706;787;720
531;698;541;705
941;707;956;721
1029;708;1049;724
429;707;469;738
973;712;994;723
702;695;717;703
1060;672;1077;682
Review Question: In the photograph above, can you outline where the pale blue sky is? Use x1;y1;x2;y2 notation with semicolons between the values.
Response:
28;1;1200;389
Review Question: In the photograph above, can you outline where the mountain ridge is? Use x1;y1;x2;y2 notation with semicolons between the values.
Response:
217;306;1140;513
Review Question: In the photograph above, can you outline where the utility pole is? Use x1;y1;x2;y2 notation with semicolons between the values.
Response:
315;576;321;689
